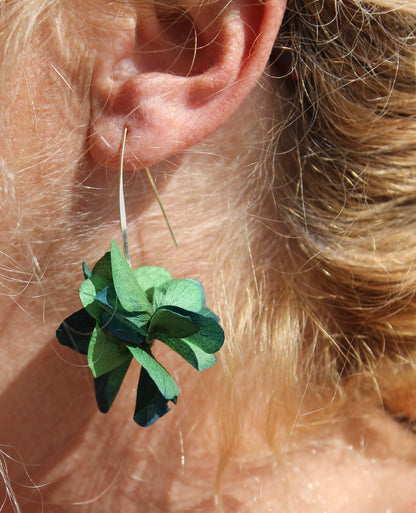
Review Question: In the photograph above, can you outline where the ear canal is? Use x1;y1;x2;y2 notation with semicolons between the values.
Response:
88;0;286;170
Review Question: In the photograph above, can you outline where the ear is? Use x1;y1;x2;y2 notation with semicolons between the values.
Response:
89;0;286;169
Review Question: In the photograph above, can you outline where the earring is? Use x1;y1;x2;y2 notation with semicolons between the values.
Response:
56;129;224;427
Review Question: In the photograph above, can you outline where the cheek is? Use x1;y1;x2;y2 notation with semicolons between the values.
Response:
2;57;88;187
0;12;93;196
0;39;92;300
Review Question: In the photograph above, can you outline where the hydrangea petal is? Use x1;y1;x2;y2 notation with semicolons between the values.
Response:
199;305;220;322
94;284;118;310
133;266;172;302
88;325;131;378
91;251;112;281
153;279;205;312
133;367;173;427
127;344;179;400
158;336;217;370
110;241;151;313
82;262;92;279
148;307;198;339
95;286;150;330
94;357;132;413
79;274;111;320
56;308;95;355
101;312;146;344
162;305;224;353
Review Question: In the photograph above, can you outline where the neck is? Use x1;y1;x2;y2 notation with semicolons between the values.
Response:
0;81;279;511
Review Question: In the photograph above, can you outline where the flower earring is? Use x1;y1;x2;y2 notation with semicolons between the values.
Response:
56;129;224;427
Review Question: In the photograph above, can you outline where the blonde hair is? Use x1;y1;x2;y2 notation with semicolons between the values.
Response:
213;0;416;463
280;0;416;413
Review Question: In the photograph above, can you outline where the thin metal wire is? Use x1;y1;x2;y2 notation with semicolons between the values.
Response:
119;127;131;266
119;127;178;263
143;166;178;247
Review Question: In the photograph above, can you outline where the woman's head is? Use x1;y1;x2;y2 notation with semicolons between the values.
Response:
1;0;416;511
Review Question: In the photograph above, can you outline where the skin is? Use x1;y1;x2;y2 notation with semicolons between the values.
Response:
1;1;416;511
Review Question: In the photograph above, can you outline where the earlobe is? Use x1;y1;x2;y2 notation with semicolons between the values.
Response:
89;0;286;170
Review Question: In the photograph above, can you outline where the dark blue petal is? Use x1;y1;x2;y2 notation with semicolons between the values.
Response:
56;308;95;355
133;367;175;427
82;262;92;279
94;284;118;310
94;356;132;413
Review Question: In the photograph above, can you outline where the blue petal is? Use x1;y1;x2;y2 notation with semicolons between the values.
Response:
133;367;174;427
94;356;132;413
56;308;95;355
101;312;146;345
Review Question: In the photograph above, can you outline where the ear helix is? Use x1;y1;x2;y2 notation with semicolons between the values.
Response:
88;0;281;170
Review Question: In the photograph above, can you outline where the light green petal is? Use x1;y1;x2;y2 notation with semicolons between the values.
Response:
127;344;179;400
110;241;151;313
88;325;131;378
153;279;204;312
79;274;111;320
133;266;171;302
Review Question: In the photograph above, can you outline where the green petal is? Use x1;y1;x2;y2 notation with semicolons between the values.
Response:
159;336;217;371
95;285;150;336
95;285;150;326
163;306;224;354
88;325;131;378
127;344;179;400
148;307;198;339
79;274;111;320
110;241;151;313
133;266;171;302
94;357;132;413
153;279;205;312
91;251;112;281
